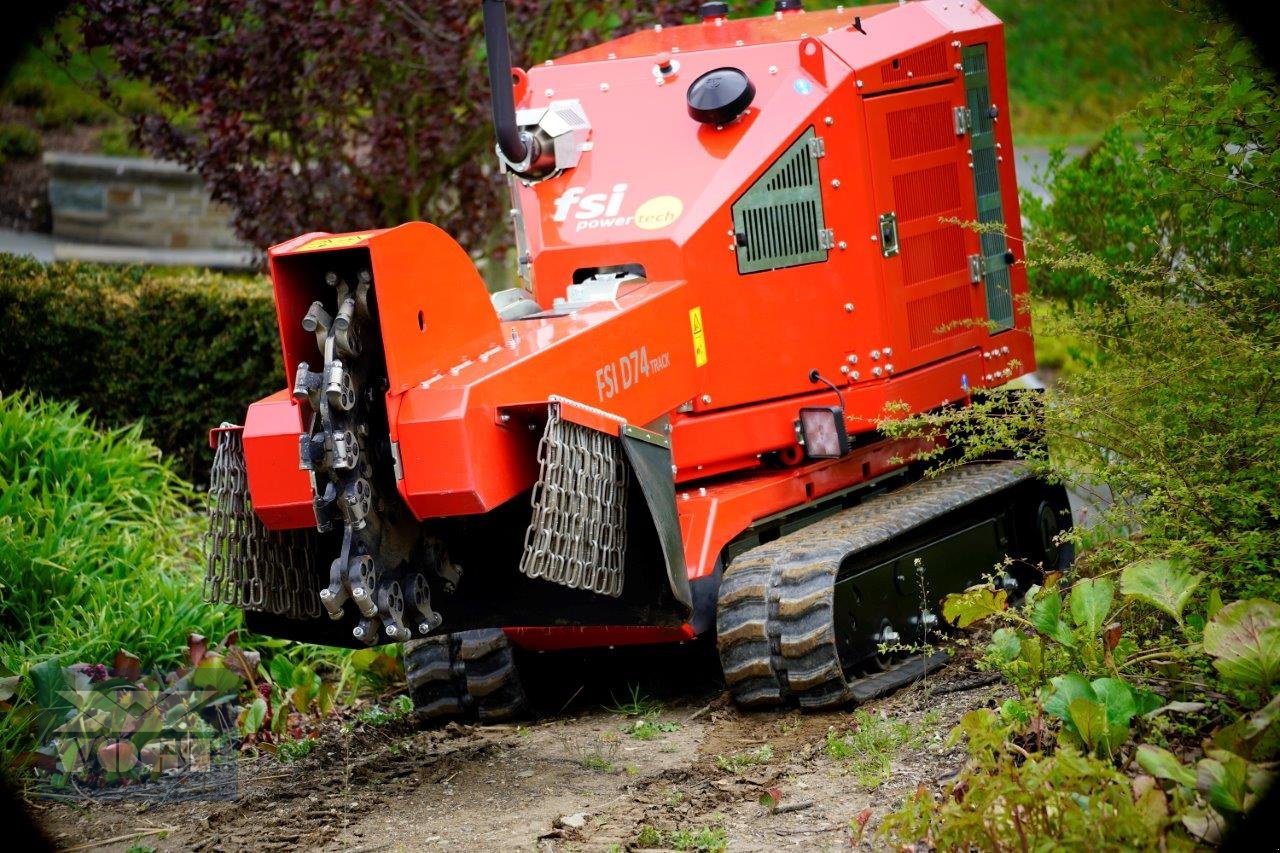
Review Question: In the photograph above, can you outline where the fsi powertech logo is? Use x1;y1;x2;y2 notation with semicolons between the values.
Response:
552;184;683;232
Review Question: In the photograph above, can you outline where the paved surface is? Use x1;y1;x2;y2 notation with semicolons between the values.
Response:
0;227;54;262
0;225;254;268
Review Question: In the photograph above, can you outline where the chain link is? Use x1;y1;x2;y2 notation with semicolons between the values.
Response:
204;427;321;619
519;404;629;597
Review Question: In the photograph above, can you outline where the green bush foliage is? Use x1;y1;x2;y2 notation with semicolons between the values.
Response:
880;29;1279;849
0;123;41;160
0;393;238;673
0;257;282;483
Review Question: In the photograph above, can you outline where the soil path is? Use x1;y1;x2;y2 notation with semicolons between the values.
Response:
36;648;1005;852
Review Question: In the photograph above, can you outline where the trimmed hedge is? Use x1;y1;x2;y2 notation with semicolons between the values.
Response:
0;256;283;483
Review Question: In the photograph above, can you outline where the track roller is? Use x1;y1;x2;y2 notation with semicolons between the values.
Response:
404;629;528;722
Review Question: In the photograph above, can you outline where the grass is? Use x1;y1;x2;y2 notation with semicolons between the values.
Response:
824;710;937;789
636;824;728;852
0;393;238;674
355;694;413;727
715;743;774;773
605;684;663;718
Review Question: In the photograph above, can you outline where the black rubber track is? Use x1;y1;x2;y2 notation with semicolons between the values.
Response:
717;462;1034;710
404;628;528;722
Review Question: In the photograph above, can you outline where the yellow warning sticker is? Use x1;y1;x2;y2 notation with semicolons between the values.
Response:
294;233;373;252
689;306;708;367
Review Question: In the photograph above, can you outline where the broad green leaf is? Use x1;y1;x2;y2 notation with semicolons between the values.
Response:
1029;590;1076;648
1091;677;1138;733
1043;673;1095;724
1203;599;1280;689
942;585;1008;628
237;696;268;736
1197;753;1249;814
1119;558;1202;622
269;655;294;688
1069;577;1114;635
1068;697;1109;753
1206;588;1224;621
191;655;243;694
1137;744;1197;787
999;698;1032;725
1212;694;1280;761
988;628;1022;663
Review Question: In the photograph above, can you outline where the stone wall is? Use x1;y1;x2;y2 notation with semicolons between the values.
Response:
44;152;250;253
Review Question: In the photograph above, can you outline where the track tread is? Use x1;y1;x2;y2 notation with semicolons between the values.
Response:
717;462;1034;709
404;628;528;722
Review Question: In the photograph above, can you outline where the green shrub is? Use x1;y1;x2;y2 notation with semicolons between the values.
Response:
0;257;282;483
3;77;53;108
0;123;41;160
0;393;237;672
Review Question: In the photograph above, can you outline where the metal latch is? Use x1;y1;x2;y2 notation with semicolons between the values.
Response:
953;106;971;136
808;136;826;159
818;228;835;250
878;213;899;258
968;253;985;283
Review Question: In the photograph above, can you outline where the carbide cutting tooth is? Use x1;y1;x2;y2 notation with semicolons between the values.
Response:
320;554;348;618
354;271;372;319
352;616;381;646
293;362;323;408
313;481;339;531
302;301;332;352
325;360;357;411
333;298;361;358
299;432;326;472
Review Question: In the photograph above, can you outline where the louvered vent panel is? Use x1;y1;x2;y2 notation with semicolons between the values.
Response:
880;43;949;83
732;128;828;274
886;102;955;159
901;225;967;286
907;285;974;349
892;163;962;223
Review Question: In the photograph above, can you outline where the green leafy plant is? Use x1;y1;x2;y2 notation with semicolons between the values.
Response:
824;710;934;789
715;743;773;773
626;718;680;741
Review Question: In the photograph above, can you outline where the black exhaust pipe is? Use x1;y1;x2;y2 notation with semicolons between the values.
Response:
482;0;530;167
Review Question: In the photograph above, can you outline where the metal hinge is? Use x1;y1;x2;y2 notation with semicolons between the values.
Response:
808;136;826;159
954;106;971;136
818;228;835;250
878;213;899;258
968;253;985;283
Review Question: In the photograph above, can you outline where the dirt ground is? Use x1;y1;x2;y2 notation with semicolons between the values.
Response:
34;644;1006;852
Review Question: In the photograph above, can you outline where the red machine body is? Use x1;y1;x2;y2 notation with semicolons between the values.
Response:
236;0;1032;652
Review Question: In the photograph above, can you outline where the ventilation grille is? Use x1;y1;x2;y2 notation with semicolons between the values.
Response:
907;285;974;349
892;163;962;223
886;102;955;159
902;226;967;286
962;48;988;75
963;43;1014;332
732;128;828;274
880;43;949;83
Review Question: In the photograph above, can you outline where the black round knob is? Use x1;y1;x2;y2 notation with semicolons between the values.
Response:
775;0;803;10
686;67;755;125
698;1;729;18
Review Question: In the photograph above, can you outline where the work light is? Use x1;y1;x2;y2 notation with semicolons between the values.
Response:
799;406;850;459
